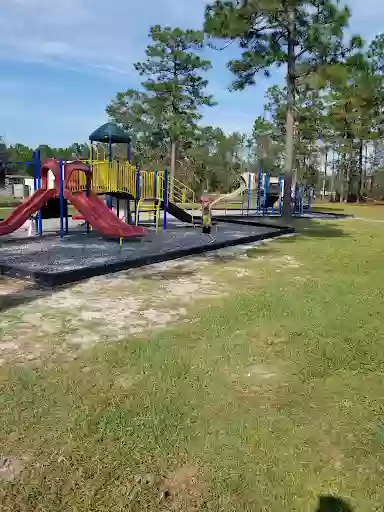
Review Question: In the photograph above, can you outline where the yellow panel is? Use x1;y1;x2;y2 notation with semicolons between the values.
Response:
66;159;194;206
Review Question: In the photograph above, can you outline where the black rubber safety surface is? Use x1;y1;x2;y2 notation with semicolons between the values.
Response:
0;219;294;286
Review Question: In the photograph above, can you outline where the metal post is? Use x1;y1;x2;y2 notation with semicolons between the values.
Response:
108;135;112;166
278;176;283;216
308;187;312;215
36;149;42;235
247;172;251;215
126;198;132;224
65;206;69;234
153;170;158;228
135;166;140;225
163;169;168;231
32;150;39;234
59;159;64;240
256;163;263;214
85;167;90;234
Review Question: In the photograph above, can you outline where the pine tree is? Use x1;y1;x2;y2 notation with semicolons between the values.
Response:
204;0;360;214
108;25;215;191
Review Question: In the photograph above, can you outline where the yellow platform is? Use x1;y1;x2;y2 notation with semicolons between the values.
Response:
67;160;195;205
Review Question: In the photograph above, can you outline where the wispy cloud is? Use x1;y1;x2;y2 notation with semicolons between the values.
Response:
0;0;207;76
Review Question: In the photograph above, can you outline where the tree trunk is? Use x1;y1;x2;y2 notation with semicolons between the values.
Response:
340;149;346;203
282;6;296;217
323;150;328;200
347;138;354;201
170;140;176;197
330;149;335;201
357;139;364;201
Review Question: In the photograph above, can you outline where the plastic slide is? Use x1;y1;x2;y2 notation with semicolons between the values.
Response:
0;189;56;236
64;190;145;238
209;176;248;209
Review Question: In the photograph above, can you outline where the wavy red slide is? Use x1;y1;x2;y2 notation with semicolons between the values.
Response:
64;190;145;238
0;189;56;236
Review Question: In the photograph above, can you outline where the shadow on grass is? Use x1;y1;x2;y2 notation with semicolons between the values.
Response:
311;205;346;213
0;279;75;314
130;267;197;281
245;245;278;259
224;215;349;239
288;218;349;239
316;495;353;511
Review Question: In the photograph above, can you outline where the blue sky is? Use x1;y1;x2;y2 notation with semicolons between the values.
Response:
1;0;383;148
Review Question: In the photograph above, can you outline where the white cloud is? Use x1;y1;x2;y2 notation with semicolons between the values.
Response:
1;0;383;146
1;0;381;81
0;0;207;77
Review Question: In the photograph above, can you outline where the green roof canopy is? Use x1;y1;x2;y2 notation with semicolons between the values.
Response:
89;122;131;144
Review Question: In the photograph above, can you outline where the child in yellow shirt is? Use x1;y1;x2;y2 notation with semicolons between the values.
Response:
200;196;215;243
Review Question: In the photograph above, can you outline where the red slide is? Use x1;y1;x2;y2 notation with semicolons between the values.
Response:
64;190;145;238
0;189;56;236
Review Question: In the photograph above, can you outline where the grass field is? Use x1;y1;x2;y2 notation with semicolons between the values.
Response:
1;204;384;511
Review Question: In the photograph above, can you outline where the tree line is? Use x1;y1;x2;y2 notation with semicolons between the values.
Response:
2;1;384;208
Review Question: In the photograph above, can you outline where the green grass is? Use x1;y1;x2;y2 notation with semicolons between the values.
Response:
0;197;22;207
1;205;384;510
0;207;14;218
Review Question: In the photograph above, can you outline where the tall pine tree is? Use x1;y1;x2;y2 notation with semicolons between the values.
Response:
108;25;215;191
204;0;360;214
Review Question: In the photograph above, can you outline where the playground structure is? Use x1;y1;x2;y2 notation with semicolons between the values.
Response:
228;170;312;217
0;154;312;241
0;156;145;239
0;122;312;245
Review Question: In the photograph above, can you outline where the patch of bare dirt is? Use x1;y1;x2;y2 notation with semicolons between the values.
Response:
0;239;301;364
0;456;25;482
0;258;226;362
160;465;206;511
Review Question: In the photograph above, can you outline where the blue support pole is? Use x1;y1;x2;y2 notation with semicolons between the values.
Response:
163;169;168;231
264;174;270;215
36;149;42;235
59;159;64;240
247;172;251;215
278;176;283;216
256;163;263;214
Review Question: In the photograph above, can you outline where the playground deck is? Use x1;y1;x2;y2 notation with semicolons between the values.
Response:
0;218;294;286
